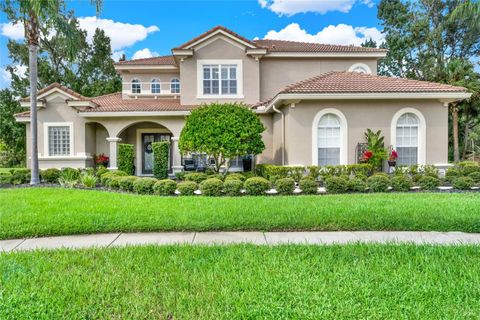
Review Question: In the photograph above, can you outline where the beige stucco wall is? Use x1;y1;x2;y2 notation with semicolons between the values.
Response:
259;58;378;101
275;100;448;166
120;71;180;99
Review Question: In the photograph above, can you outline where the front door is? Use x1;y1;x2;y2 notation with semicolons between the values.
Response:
142;133;171;175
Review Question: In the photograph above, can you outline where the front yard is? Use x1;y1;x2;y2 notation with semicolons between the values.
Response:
1;244;479;318
1;188;480;239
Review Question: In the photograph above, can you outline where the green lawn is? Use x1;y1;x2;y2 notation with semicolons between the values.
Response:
1;244;479;319
0;188;480;239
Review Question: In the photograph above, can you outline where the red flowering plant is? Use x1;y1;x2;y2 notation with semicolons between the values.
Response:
362;150;373;162
95;153;109;167
389;149;398;161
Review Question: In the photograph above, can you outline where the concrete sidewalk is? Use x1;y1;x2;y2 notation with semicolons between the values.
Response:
2;231;480;252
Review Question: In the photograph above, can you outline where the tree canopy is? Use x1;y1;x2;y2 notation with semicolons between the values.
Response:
179;103;266;173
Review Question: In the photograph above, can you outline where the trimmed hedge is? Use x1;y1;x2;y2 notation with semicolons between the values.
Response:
177;181;197;196
118;144;135;175
0;172;12;184
152;141;170;179
367;174;390;193
10;168;31;185
453;177;474;190
184;172;208;184
324;176;348;194
391;175;412;192
153;179;177;196
347;177;367;193
244;177;270;195
223;179;243;196
40;168;61;183
109;176;123;190
224;173;246;182
299;177;317;195
133;178;157;194
418;176;440;190
275;177;295;195
117;176;138;192
100;171;127;186
200;178;224;196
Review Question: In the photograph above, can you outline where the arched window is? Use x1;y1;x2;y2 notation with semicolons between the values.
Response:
171;78;180;94
151;78;161;94
396;113;419;165
348;63;372;74
131;78;141;94
317;114;341;166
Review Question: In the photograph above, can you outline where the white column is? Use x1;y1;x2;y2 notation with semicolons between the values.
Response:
106;137;122;170
171;136;183;173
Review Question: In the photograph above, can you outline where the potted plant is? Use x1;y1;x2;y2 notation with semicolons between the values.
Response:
388;149;398;167
95;153;109;168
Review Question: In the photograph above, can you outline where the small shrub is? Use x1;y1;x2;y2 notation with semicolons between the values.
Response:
348;164;374;177
445;168;460;183
153;179;177;196
152;141;170;179
411;174;424;184
460;164;480;176
418;176;440;190
79;173;97;188
223;179;243;196
453;176;474;190
354;173;368;181
61;168;80;180
58;169;78;188
96;166;109;178
0;172;12;184
100;170;127;186
116;176;138;192
108;176;123;190
224;173;246;182
299;177;317;195
133;177;157;194
175;171;186;181
307;166;321;181
468;171;480;184
244;177;270;195
200;178;224;196
367;174;390;193
275;177;295;195
208;173;225;181
40;168;61;183
10;168;31;185
325;176;349;194
347;177;367;192
391;175;413;192
288;166;304;183
118;144;135;175
177;181;197;196
184;172;208;184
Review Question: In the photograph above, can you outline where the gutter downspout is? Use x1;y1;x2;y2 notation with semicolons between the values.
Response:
272;104;285;165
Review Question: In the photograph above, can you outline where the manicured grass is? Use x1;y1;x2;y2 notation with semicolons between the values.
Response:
1;244;479;318
1;188;480;239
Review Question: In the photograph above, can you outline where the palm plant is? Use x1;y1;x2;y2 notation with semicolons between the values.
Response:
364;129;387;170
1;0;102;185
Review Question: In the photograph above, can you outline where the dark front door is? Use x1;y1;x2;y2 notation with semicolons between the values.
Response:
142;133;171;174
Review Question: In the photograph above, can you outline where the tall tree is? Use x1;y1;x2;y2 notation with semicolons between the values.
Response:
1;0;102;184
0;89;26;167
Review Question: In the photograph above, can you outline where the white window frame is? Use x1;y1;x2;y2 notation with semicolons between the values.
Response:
43;122;74;158
131;78;141;94
170;78;180;94
348;63;372;74
312;108;348;165
196;59;243;99
151;78;161;94
391;107;426;165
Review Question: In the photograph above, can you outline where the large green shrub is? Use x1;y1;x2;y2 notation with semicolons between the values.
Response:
40;168;61;183
391;175;413;192
453;177;474;190
244;177;270;195
418;176;440;190
299;177;317;194
367;174;390;193
108;176;123;190
325;176;349;194
184;172;208;184
117;176;138;192
445;168;460;183
0;172;12;184
200;178;224;196
133;178;157;194
468;172;480;184
223;179;243;196
224;173;246;182
347;177;367;193
100;171;127;186
152;141;170;179
118;144;135;175
153;179;177;196
10;168;31;185
275;177;295;195
177;181;197;196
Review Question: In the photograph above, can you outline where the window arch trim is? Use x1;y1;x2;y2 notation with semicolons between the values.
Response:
312;108;348;165
391;107;426;165
348;63;372;74
151;78;161;94
170;77;180;94
131;78;141;94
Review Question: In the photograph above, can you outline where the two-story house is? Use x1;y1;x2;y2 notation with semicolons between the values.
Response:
16;26;471;175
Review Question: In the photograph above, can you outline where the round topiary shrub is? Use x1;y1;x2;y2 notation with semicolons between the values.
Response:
347;177;367;193
418;175;440;190
100;170;127;186
391;175;413;192
133;177;157;194
468;171;480;184
453;176;475;190
224;173;246;182
199;178;224;196
117;176;138;192
367;174;390;193
109;176;123;190
275;177;295;195
184;172;208;184
153;179;177;196
325;176;349;194
40;168;61;183
177;181;197;196
244;177;270;195
299;177;317;195
354;173;368;181
223;179;243;196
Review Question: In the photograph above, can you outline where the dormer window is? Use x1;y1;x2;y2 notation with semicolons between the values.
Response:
197;59;243;98
151;78;161;94
171;78;180;94
131;79;141;94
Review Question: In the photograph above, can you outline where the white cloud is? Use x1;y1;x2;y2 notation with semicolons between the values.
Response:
0;17;159;51
258;0;374;16
131;48;159;60
262;23;384;46
0;64;27;88
111;50;126;62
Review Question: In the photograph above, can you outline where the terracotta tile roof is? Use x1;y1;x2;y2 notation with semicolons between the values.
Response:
115;55;176;66
14;110;31;117
280;71;468;94
173;25;258;50
20;82;88;102
253;39;388;53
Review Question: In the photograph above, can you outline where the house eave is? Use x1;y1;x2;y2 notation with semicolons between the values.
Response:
114;65;179;71
78;111;191;117
264;52;388;59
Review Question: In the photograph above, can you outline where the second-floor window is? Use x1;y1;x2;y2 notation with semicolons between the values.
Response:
131;79;141;94
151;79;161;94
202;64;237;95
171;78;180;94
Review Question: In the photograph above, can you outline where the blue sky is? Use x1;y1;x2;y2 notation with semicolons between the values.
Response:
0;0;383;88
